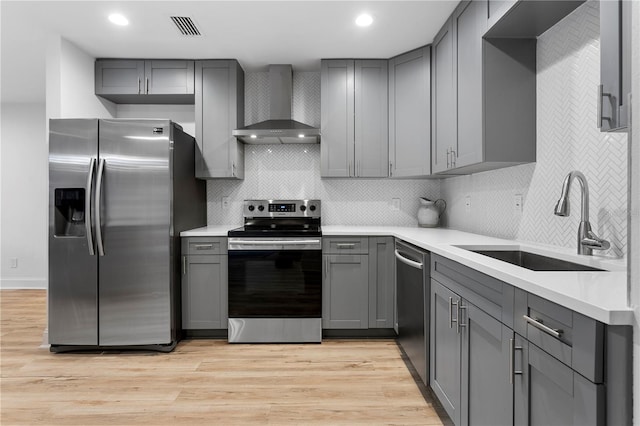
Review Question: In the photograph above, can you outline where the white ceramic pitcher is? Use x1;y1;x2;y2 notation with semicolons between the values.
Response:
417;198;446;228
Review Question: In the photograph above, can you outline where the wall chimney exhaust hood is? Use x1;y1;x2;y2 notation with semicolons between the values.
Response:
233;65;320;144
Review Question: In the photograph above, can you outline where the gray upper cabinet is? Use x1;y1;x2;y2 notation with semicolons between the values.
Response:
431;18;456;174
599;0;631;132
368;237;395;329
388;47;431;178
95;59;195;104
195;60;245;179
433;0;536;175
321;59;388;178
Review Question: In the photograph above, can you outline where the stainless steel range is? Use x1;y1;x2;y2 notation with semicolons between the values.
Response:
227;200;322;343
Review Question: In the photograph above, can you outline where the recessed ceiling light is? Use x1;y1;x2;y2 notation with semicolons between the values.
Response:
250;134;257;139
355;13;373;27
108;13;129;26
298;134;305;138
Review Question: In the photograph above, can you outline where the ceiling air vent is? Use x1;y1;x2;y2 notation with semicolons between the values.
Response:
170;16;201;36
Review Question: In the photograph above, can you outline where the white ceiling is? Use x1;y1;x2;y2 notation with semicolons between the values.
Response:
0;0;459;103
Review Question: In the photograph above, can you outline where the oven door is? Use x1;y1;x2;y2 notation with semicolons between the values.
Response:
227;238;322;318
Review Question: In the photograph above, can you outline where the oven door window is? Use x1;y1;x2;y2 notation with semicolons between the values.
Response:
228;249;322;317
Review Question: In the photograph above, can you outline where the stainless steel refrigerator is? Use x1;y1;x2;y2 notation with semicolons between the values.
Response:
48;119;206;352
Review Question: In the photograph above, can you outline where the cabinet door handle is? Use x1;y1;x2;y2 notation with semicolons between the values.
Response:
523;315;562;339
597;84;613;129
446;148;450;168
182;256;186;275
457;302;466;334
389;162;392;177
138;77;141;95
146;77;150;94
450;149;456;167
232;163;236;177
510;338;523;384
449;297;458;329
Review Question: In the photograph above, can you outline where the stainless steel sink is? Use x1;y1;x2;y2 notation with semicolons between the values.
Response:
465;249;605;272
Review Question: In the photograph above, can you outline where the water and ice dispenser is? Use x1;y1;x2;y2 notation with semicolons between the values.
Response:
54;188;86;237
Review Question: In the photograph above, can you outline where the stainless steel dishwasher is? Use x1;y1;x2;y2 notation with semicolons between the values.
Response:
395;239;430;385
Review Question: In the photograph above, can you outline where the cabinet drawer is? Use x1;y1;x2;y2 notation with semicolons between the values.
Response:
323;237;369;254
431;254;514;327
515;289;604;383
184;237;227;255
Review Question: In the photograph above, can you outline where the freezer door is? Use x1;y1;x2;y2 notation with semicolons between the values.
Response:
48;119;99;345
97;119;173;346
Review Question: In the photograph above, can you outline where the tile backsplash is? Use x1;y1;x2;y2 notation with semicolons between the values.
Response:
441;0;628;257
206;144;439;226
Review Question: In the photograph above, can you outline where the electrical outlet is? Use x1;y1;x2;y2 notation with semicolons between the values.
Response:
221;196;230;210
514;194;523;214
391;198;401;211
10;258;18;268
465;196;471;213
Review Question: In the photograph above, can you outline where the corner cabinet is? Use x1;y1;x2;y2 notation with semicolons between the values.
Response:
432;0;536;175
195;60;245;179
599;0;631;132
321;60;388;178
181;237;228;330
388;46;432;178
95;59;195;104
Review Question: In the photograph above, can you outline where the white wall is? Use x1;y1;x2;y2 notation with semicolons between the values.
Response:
0;103;48;288
441;1;628;259
116;104;195;137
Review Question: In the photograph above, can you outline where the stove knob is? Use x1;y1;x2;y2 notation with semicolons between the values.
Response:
248;205;255;212
300;205;307;212
309;205;317;212
258;205;265;212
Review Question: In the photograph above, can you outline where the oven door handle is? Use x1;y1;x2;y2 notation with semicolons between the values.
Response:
232;239;321;245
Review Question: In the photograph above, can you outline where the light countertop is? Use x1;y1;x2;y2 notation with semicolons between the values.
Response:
181;224;632;325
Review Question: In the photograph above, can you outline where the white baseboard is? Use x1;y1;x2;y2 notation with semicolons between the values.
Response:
0;278;47;289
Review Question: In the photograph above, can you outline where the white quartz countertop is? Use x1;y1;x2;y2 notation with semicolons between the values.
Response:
181;224;632;325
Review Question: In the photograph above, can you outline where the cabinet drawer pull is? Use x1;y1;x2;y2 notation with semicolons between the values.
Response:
510;338;523;384
193;244;214;250
336;243;356;249
523;315;562;339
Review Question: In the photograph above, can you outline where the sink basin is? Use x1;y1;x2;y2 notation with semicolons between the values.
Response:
465;249;605;272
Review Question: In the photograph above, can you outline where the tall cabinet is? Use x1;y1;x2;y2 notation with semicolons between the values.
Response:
388;46;432;178
321;59;388;178
195;60;245;179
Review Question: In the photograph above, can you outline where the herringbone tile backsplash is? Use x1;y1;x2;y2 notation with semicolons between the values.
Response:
441;0;628;257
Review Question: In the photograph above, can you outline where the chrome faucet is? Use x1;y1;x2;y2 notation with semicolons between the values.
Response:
554;171;610;255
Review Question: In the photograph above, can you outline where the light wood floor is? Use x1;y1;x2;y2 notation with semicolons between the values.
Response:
1;290;447;425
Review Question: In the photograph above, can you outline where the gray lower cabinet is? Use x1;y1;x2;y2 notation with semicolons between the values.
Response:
599;0;631;131
513;334;605;426
181;238;228;330
321;59;388;178
323;254;369;329
368;237;395;328
388;46;431;178
95;59;195;104
430;279;462;423
430;278;513;426
195;60;245;179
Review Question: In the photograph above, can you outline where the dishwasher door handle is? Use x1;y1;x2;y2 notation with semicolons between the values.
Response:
395;249;423;269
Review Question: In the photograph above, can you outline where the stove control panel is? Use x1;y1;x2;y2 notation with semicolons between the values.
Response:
243;199;321;218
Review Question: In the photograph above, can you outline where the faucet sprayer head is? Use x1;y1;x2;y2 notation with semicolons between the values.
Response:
554;196;569;216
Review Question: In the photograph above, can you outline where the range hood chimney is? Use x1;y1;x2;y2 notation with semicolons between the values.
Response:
233;65;320;144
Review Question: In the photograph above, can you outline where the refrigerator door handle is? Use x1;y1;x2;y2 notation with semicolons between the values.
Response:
85;158;96;255
95;158;106;256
